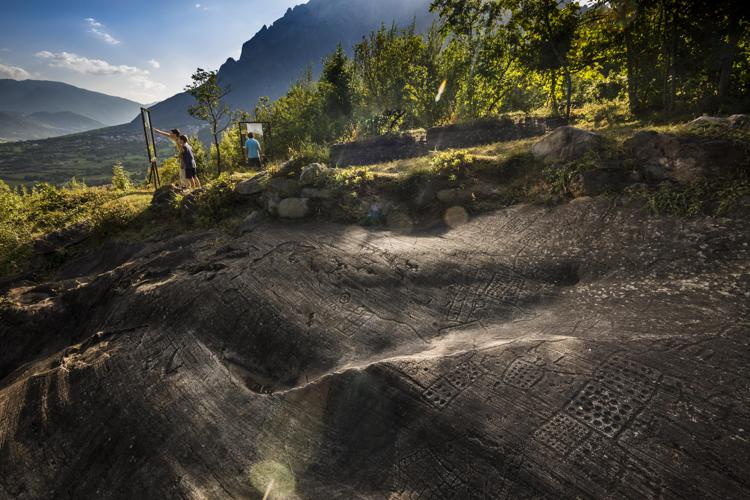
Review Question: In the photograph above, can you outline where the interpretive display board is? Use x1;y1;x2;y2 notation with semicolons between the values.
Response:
141;108;160;187
239;121;270;163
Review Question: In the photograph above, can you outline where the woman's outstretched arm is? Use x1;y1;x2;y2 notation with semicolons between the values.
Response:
153;128;174;140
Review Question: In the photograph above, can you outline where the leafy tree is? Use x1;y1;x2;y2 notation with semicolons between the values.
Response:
353;23;437;131
320;44;355;122
213;126;246;174
185;68;237;175
255;68;328;157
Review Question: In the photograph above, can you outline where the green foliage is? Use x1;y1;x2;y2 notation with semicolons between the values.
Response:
328;167;376;199
321;44;355;136
353;23;447;131
111;162;133;191
646;183;706;217
542;164;578;196
185;68;237;174
254;69;329;158
250;0;749;156
0;180;31;274
213;126;245;176
430;150;475;181
159;157;182;185
542;148;608;196
0;181;156;275
288;141;330;166
194;174;243;225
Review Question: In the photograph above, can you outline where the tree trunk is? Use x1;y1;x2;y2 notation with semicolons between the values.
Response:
718;17;741;113
564;65;572;120
625;30;640;115
549;70;559;117
214;133;222;176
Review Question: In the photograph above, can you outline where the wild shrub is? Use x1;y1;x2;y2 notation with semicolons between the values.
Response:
646;183;706;217
111;162;133;191
195;174;243;225
430;150;475;181
288;141;330;166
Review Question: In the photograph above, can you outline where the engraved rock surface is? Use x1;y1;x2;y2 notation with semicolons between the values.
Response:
1;198;749;499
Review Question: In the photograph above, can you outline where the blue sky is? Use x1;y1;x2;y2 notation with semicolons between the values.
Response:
0;0;303;103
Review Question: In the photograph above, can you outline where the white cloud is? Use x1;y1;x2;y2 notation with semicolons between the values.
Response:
35;51;167;100
36;51;146;76
0;48;10;52
195;3;210;10
0;63;31;80
129;75;166;91
148;59;161;69
85;18;121;45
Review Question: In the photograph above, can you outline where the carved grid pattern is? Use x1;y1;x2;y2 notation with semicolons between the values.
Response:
445;362;483;390
396;449;464;499
565;381;639;438
503;359;544;389
534;413;591;455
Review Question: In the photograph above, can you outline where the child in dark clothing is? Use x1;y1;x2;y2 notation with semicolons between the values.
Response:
179;135;201;189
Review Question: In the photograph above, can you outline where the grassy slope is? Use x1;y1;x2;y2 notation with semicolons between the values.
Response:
2;120;748;278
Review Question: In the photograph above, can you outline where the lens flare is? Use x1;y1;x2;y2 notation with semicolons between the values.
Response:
444;206;468;228
249;461;295;499
435;79;448;102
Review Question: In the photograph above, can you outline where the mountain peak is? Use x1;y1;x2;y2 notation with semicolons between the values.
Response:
152;0;433;127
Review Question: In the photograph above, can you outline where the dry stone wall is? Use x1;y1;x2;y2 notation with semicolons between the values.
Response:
331;117;567;167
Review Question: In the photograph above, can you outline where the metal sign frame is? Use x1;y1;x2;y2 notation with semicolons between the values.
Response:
141;107;161;187
238;121;271;164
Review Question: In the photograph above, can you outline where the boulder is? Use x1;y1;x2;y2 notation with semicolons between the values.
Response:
728;114;750;130
688;116;729;128
264;192;282;217
238;210;267;234
277;198;310;219
301;187;334;200
273;160;299;178
570;168;631;197
151;184;182;210
687;114;749;130
624;131;746;184
437;188;474;205
267;178;301;198
180;189;205;224
532;126;605;163
32;223;90;255
236;173;267;196
299;163;330;187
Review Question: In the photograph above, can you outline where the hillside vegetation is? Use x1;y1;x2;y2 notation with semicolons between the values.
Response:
2;117;748;278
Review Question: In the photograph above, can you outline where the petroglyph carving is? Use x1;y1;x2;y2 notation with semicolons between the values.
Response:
503;359;544;389
423;361;484;409
394;448;464;498
565;380;639;438
534;413;591;455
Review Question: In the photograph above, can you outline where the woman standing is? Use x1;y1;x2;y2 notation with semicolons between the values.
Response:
154;127;189;187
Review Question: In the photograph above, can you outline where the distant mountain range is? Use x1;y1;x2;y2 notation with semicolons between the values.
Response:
0;79;142;129
143;0;435;128
0;111;105;142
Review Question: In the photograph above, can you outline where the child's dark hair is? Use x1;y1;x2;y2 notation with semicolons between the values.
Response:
179;134;189;143
248;132;254;139
171;129;181;136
